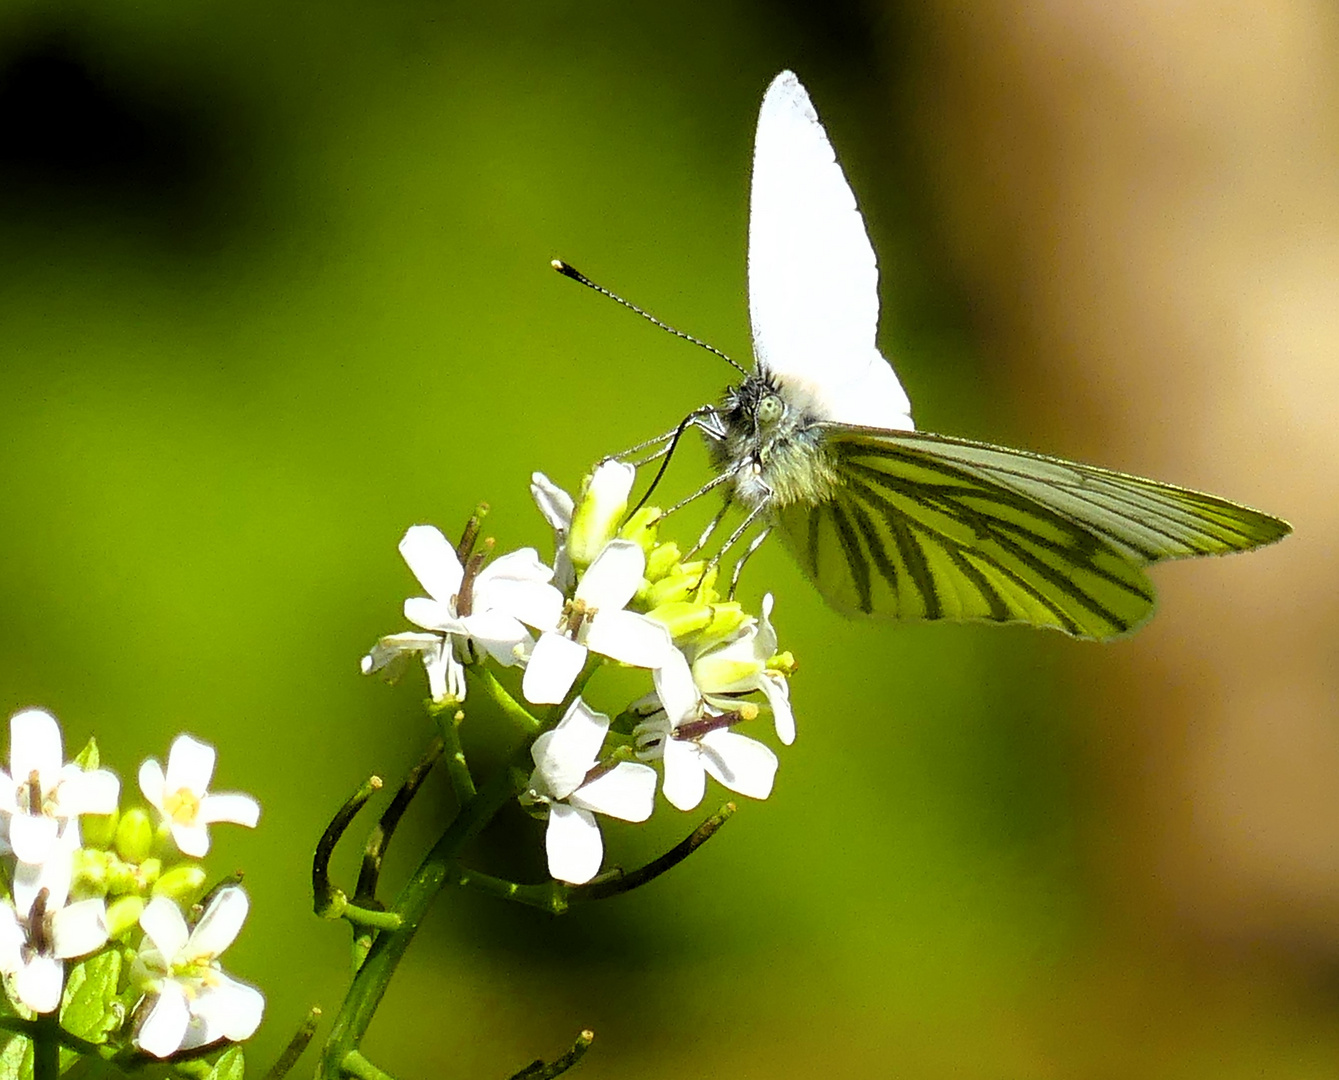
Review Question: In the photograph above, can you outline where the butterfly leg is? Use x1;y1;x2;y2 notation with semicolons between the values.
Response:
727;524;773;599
684;494;736;558
625;406;726;516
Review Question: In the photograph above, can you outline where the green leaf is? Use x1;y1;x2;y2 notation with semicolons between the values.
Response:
70;738;100;772
58;950;122;1045
203;1045;245;1080
0;1030;33;1080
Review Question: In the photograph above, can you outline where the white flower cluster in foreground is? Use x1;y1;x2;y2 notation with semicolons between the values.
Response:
363;461;798;885
0;710;262;1059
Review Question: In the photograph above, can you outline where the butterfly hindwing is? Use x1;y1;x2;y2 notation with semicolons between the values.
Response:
775;428;1290;639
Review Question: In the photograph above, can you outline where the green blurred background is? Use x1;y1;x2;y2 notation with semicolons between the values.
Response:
2;1;1335;1077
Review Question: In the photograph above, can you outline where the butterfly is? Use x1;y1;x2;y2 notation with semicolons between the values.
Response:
564;71;1291;639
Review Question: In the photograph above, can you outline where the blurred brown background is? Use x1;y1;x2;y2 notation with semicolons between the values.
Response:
0;1;1334;1076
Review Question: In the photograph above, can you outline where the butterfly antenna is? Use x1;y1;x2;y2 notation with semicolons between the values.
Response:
551;259;748;375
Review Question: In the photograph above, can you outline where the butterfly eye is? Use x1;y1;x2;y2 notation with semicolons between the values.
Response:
756;394;784;426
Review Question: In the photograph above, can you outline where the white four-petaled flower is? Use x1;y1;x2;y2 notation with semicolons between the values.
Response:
138;735;260;858
634;649;778;812
132;886;264;1058
520;699;656;885
0;708;120;865
0;823;109;1013
522;540;673;705
365;526;563;703
683;594;795;745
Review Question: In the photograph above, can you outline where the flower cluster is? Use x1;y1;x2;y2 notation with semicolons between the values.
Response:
363;460;798;884
0;710;263;1060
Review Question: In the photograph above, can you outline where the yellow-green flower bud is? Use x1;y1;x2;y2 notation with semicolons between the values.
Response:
73;849;111;896
106;856;138;896
644;541;682;582
618;506;661;554
114;809;155;865
568;460;635;568
152;864;207;905
81;809;119;850
646;600;714;641
106;895;145;940
645;562;719;608
699;602;749;646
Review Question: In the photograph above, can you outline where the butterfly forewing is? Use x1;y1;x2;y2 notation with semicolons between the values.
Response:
776;428;1290;639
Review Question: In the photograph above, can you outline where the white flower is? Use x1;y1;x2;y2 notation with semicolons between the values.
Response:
521;540;674;705
138;735;260;858
132;886;264;1058
366;526;563;704
567;460;635;568
0;824;109;1013
634;649;778;812
0;708;120;865
531;472;576;594
520;699;656;885
687;594;795;745
360;632;459;702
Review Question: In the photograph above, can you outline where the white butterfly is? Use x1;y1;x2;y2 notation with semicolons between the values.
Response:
565;71;1290;638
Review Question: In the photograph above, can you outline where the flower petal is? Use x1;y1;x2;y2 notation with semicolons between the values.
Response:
398;525;464;603
0;904;25;973
699;730;778;800
199;793;261;829
459;610;532;667
530;472;574;532
51;899;109;959
136;981;191;1057
573;540;644;610
57;766;120;816
544;803;603;885
16;954;64;1014
653;649;700;724
9;812;59;866
521;632;586;706
530;700;608;799
190;971;265;1043
138;759;166;809
569;761;657;822
10;708;63;784
758;673;795;746
139;896;190;960
188;886;249;958
476;577;564;634
660;738;707;812
170;822;211;857
165;735;215;798
402;597;466;634
584;610;672;669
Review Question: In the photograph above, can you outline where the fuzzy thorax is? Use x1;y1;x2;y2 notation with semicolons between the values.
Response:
706;369;842;511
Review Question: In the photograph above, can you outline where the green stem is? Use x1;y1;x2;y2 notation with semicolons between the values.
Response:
449;864;570;914
31;1014;59;1080
261;1007;322;1080
0;1018;101;1058
341;1049;399;1080
431;706;476;801
472;666;541;735
315;757;531;1080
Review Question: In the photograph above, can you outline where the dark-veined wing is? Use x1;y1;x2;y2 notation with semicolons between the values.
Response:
775;427;1291;639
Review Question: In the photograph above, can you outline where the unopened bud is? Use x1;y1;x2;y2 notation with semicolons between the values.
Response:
81;809;119;850
114;809;155;865
568;460;635;568
73;849;111;895
618;506;661;554
153;864;208;905
106;895;145;940
644;541;682;582
646;600;714;641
